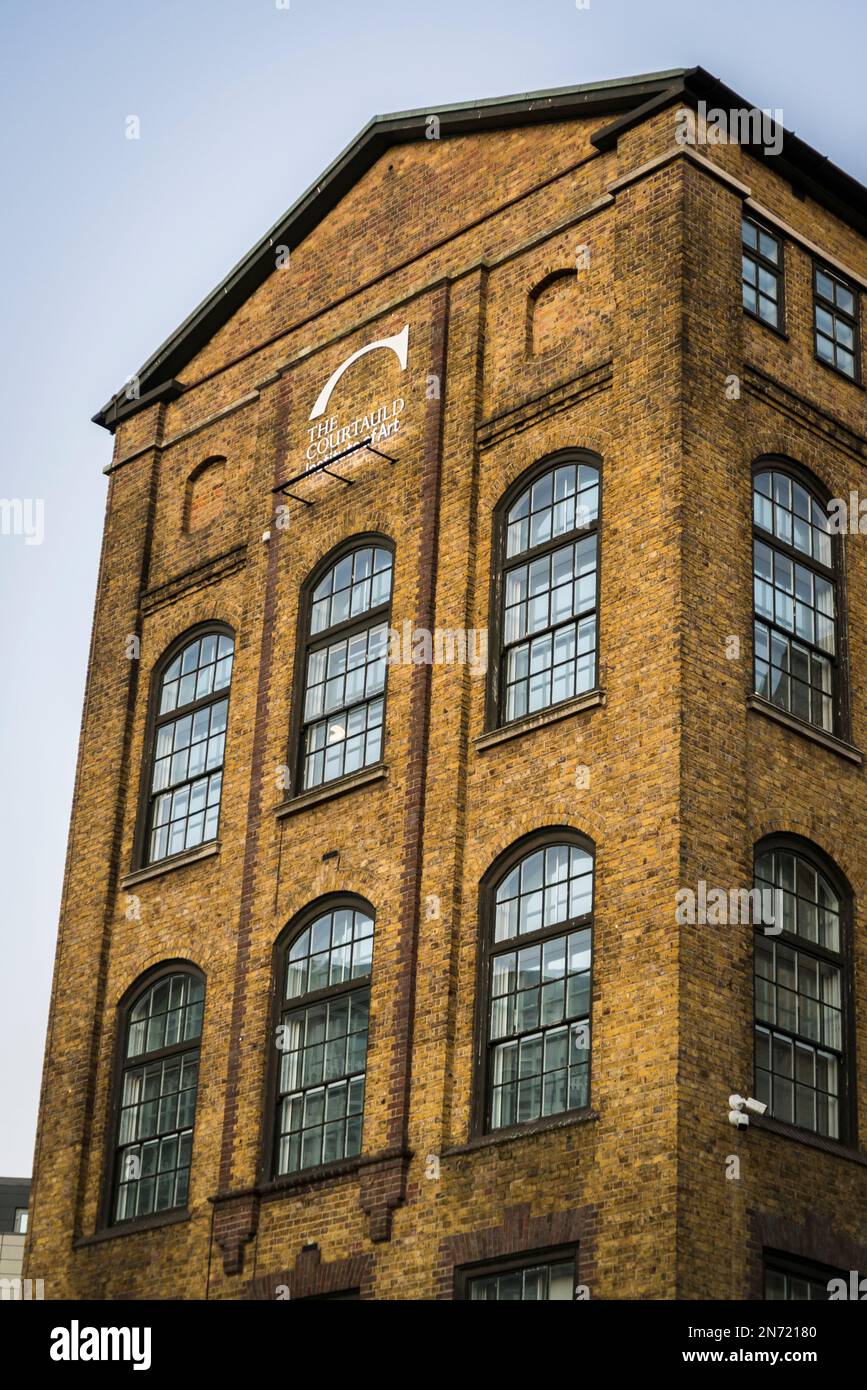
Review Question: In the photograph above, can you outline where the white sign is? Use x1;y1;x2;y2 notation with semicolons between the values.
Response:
304;324;409;468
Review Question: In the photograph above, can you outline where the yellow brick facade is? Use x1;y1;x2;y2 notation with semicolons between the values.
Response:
26;73;867;1299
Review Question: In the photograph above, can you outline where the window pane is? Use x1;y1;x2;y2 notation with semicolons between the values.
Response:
489;845;592;1132
115;1030;199;1225
149;637;232;863
753;475;837;733
753;851;845;1140
468;1257;575;1301
275;914;374;1176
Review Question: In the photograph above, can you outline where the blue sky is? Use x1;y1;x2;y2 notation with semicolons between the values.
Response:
1;0;865;1174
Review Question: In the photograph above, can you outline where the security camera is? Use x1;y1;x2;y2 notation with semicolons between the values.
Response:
728;1093;767;1126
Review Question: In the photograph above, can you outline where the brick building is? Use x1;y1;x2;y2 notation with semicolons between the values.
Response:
26;67;867;1300
0;1178;31;1298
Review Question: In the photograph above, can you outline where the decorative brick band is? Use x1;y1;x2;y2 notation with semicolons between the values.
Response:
476;359;613;450
436;1202;597;1299
247;1244;374;1300
214;1193;260;1278
359;1153;411;1244
382;289;449;1173
743;363;867;464
215;379;290;1270
748;1209;867;1299
140;542;248;614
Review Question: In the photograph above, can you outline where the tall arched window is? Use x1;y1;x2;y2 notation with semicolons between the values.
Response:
109;966;204;1225
477;833;594;1134
272;900;375;1175
753;839;851;1141
752;462;842;735
142;625;234;865
296;540;393;792
491;452;600;728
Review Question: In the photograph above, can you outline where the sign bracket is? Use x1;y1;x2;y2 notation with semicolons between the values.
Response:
272;436;398;506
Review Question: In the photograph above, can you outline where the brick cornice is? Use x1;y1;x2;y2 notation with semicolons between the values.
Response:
743;363;867;465
140;544;248;615
477;360;613;451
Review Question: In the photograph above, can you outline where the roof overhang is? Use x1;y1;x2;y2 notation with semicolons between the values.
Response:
93;66;867;431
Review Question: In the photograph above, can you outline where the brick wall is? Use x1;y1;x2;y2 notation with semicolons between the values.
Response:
26;97;867;1300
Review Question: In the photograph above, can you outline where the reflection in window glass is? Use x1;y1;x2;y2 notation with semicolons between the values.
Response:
813;266;859;380
753;847;846;1140
275;907;374;1175
114;973;204;1224
302;549;392;790
486;843;593;1133
501;462;599;723
468;1257;575;1300
752;470;837;733
148;632;234;862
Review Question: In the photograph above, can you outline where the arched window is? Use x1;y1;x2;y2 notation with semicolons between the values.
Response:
142;626;234;865
492;453;599;727
478;833;594;1134
297;541;393;792
110;966;204;1225
752;463;842;735
272;900;375;1175
753;839;851;1141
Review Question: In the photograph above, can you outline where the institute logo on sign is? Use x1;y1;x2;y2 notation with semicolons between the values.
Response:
304;323;409;468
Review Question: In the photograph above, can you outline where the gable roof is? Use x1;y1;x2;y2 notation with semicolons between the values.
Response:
94;65;867;431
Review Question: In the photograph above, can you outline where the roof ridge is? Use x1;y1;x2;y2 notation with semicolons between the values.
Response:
94;66;867;431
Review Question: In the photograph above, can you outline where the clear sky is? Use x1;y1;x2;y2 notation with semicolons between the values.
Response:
1;0;865;1175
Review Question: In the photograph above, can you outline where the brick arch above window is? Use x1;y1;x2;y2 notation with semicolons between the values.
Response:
749;1210;867;1300
247;1245;374;1300
184;456;226;532
437;1202;596;1300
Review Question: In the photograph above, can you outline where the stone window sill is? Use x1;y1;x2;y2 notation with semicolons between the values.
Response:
743;307;789;342
74;1208;191;1247
120;841;220;889
256;1157;365;1201
751;1114;867;1167
211;1146;411;1206
747;695;862;764
813;352;865;391
275;763;387;818
443;1108;599;1156
475;689;605;752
